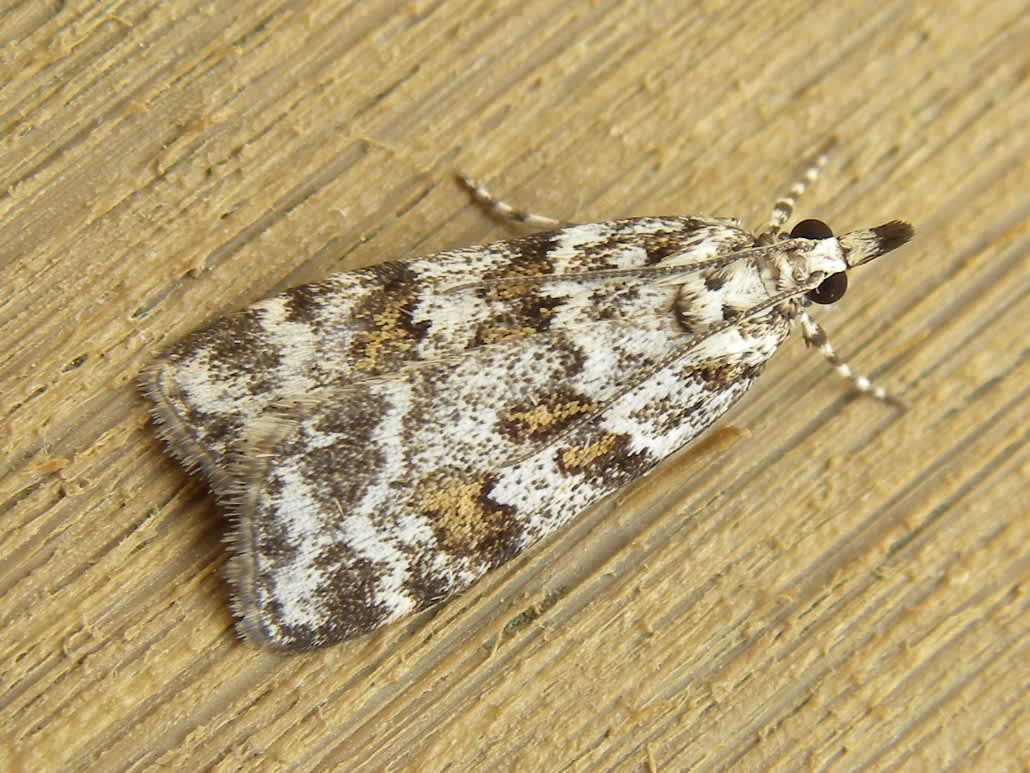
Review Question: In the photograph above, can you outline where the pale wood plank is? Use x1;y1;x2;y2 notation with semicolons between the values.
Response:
2;0;1026;770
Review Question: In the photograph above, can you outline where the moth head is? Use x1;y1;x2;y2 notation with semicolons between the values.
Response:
785;218;914;305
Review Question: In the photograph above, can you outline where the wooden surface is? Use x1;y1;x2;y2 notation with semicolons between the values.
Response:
2;0;1027;770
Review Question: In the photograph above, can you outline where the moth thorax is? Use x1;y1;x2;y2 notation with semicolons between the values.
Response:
673;263;773;337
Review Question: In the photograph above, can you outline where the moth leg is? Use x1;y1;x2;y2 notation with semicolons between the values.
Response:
456;174;564;229
797;310;903;407
766;139;836;235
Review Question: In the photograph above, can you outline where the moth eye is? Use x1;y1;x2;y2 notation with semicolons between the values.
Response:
807;272;848;304
790;219;834;240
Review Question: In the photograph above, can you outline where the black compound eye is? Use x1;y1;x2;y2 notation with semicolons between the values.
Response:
790;219;834;239
807;272;848;304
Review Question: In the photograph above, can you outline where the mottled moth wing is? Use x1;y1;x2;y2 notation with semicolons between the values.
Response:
232;316;782;649
146;217;751;493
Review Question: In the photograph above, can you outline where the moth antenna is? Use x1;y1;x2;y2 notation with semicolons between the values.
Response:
766;139;836;235
457;173;564;229
797;310;903;407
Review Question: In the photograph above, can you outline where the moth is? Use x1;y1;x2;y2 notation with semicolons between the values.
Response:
145;148;912;650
